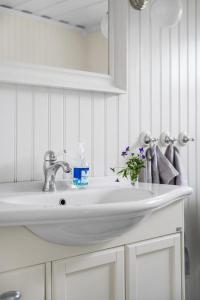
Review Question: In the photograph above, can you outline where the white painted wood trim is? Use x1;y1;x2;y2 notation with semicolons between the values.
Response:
64;250;117;274
0;0;128;94
52;247;125;300
125;234;182;300
45;262;52;300
109;0;128;91
0;63;125;94
180;203;186;300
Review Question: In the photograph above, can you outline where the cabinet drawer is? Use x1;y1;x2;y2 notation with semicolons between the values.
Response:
0;264;45;300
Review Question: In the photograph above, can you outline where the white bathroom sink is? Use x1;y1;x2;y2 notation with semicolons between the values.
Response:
0;177;192;245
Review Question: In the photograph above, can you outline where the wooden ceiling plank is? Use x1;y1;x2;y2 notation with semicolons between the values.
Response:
57;1;108;28
36;0;105;18
13;0;67;13
0;0;108;31
0;0;30;8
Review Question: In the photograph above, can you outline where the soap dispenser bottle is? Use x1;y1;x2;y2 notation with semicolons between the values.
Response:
73;143;89;188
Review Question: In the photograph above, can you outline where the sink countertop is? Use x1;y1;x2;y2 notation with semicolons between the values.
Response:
0;177;192;244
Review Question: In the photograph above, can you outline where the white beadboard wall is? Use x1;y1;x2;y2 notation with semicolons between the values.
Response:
0;0;199;299
128;1;200;299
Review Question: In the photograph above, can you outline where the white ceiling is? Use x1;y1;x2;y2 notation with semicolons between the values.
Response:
0;0;108;30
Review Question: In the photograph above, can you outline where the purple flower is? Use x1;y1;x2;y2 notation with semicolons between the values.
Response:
125;146;130;152
121;151;128;157
139;147;144;154
142;155;145;159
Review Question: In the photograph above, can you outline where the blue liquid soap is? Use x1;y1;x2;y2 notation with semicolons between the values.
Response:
72;143;89;188
73;167;89;188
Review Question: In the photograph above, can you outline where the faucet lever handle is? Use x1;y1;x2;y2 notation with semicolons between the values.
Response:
44;150;57;162
44;150;68;163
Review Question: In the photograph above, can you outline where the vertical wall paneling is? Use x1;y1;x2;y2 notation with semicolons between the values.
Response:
179;2;190;295
34;88;49;181
0;84;15;182
128;2;200;299
79;92;92;175
170;26;179;138
49;89;64;179
64;91;80;165
128;7;140;144
179;0;188;175
49;89;64;153
118;93;129;166
93;93;105;177
151;12;161;137
16;86;33;181
187;0;197;200
140;6;151;132
187;0;198;295
105;94;118;175
161;28;170;132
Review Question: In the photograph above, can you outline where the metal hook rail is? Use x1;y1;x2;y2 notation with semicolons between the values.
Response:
139;131;195;147
139;132;159;147
160;132;195;147
178;132;195;146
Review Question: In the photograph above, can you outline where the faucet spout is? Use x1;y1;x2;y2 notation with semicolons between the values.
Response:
53;161;71;174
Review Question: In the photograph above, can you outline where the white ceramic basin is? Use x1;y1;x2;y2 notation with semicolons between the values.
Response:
0;177;192;245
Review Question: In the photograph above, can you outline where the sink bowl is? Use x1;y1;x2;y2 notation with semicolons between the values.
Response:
0;177;192;245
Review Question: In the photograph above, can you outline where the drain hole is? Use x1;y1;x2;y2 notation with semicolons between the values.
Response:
59;199;66;206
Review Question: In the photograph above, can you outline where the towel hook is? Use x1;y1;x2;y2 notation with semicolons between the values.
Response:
178;132;195;146
160;132;178;147
139;132;158;147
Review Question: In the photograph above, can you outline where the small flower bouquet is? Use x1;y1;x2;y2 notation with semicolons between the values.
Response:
111;147;146;184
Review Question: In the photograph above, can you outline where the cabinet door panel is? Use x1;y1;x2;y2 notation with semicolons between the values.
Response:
0;264;45;300
126;234;182;300
52;247;125;300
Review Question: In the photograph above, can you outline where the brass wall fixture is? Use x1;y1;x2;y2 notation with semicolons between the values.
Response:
129;0;150;10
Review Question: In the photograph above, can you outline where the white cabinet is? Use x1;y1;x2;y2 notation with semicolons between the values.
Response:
52;247;125;300
0;235;183;300
126;234;182;300
0;201;185;300
0;264;46;300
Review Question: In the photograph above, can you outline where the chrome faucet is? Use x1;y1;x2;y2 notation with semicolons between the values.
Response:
43;150;71;192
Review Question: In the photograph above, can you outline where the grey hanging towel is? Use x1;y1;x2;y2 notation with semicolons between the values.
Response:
174;146;188;185
139;145;178;184
151;144;160;183
164;144;175;184
165;145;188;186
156;145;178;184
